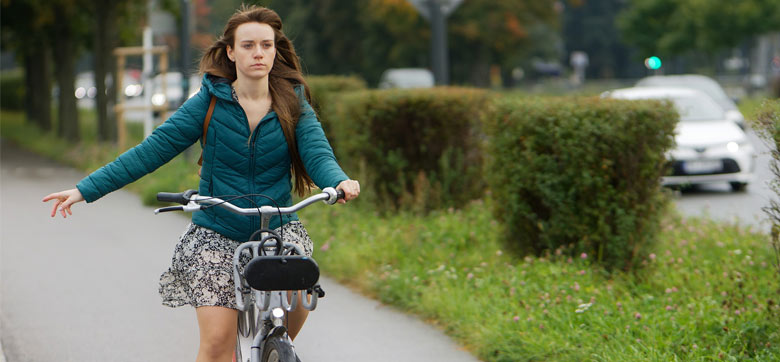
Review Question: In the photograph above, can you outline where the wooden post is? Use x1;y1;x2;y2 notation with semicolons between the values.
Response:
159;51;169;121
112;46;168;149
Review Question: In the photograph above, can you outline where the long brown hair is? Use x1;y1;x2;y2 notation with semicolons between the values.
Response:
199;5;314;196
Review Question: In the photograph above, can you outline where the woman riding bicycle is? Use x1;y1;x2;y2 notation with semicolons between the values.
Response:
42;5;360;362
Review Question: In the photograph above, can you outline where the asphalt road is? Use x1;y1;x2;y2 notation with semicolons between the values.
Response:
0;139;478;362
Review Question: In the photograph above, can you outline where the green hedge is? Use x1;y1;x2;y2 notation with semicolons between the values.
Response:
305;75;367;115
327;87;489;212
305;75;368;151
484;96;678;270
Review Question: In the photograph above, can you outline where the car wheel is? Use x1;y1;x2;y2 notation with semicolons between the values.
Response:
730;182;747;192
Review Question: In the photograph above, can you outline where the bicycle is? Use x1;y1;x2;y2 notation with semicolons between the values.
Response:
154;187;344;362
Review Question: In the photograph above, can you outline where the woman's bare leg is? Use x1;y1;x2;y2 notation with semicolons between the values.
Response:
195;306;238;362
286;292;309;341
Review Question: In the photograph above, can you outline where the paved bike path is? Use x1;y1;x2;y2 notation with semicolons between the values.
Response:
0;139;479;362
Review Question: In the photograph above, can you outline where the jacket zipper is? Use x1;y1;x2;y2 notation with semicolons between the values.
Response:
236;100;260;238
249;123;260;235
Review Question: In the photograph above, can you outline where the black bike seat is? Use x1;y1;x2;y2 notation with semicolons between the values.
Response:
243;256;320;291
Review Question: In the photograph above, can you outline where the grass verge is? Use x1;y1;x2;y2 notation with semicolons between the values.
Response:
303;200;780;361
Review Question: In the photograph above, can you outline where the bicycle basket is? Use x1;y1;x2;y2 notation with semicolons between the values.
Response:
243;256;320;291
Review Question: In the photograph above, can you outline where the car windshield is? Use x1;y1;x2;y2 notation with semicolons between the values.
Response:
637;77;736;111
670;95;725;122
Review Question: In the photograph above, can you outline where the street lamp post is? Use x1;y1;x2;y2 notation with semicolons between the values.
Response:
428;1;448;85
180;0;191;107
408;0;463;86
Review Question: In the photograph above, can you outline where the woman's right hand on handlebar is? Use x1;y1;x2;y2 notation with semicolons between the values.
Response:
42;188;85;218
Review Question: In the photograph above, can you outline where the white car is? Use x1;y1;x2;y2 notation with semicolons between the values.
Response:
378;68;435;89
636;74;746;129
603;87;756;192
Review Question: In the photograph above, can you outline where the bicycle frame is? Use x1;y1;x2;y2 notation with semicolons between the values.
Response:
154;187;341;362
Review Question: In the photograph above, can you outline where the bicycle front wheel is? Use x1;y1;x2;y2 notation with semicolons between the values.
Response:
262;336;296;362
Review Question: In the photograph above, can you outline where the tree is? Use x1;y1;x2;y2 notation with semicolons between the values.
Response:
562;0;641;79
49;0;88;142
91;1;121;142
448;0;559;86
1;0;52;131
88;0;145;142
618;0;780;58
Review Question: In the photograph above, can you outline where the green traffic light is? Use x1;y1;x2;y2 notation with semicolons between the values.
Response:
644;56;662;70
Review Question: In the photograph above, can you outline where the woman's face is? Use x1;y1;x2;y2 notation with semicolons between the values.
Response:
227;22;276;80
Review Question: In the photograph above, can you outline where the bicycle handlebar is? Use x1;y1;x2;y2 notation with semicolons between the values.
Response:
156;189;198;205
153;187;344;216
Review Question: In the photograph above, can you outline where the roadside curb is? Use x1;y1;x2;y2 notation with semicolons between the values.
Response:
0;316;6;362
0;333;6;362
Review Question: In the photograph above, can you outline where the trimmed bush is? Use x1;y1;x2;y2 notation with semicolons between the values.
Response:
305;75;367;115
484;96;677;270
305;75;368;151
327;87;489;212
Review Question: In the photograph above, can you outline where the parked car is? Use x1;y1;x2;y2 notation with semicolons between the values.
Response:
636;74;746;129
603;87;756;192
378;68;435;89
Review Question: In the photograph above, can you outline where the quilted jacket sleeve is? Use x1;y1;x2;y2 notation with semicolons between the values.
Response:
295;86;349;189
76;88;210;202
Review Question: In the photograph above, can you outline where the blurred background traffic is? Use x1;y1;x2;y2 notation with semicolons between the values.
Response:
1;0;778;143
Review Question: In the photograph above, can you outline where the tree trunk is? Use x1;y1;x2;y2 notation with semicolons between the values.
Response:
23;52;35;125
94;0;118;142
469;47;491;87
52;11;80;142
23;36;52;131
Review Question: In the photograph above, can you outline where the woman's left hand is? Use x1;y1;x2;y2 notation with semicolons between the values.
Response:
335;179;360;204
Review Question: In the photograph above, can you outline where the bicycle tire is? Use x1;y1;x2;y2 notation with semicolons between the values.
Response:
262;336;296;362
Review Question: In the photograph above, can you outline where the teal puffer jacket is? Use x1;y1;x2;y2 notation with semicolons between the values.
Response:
76;74;348;242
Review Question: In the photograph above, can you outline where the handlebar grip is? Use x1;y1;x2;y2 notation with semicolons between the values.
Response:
156;189;198;205
336;189;345;200
156;206;184;213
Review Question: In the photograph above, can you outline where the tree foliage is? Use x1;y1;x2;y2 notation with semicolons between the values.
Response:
562;0;640;79
205;0;560;86
618;0;780;57
449;0;560;85
2;0;146;142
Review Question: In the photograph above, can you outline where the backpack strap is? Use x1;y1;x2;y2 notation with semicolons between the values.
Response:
197;96;217;166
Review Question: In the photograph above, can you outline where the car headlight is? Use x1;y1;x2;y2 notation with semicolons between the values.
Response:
74;87;86;99
727;141;751;153
151;93;167;106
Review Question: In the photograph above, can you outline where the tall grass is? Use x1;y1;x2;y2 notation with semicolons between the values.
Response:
303;200;780;361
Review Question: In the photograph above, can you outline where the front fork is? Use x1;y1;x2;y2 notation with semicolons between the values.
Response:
236;292;294;362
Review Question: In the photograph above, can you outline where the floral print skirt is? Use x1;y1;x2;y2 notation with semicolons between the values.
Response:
158;221;314;310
